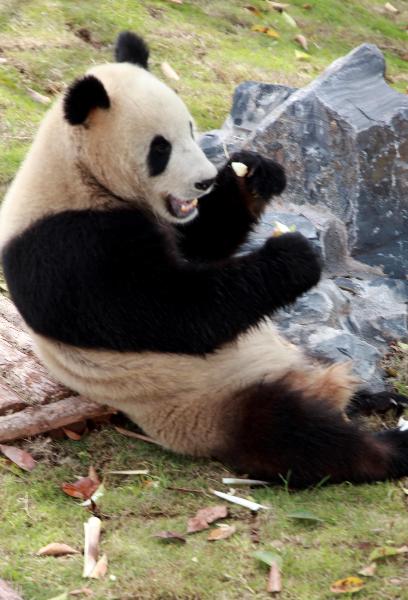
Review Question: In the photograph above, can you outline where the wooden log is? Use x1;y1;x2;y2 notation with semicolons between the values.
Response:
0;396;115;443
0;382;27;416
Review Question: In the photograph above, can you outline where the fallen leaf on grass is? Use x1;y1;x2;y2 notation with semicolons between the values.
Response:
254;551;282;568
27;88;51;105
212;489;270;511
63;428;83;441
69;588;93;597
282;11;297;28
251;25;280;38
81;483;105;507
330;577;365;594
245;5;262;16
89;554;108;579
207;524;236;541
83;516;101;578
369;545;408;561
287;509;323;522
37;543;80;557
166;0;183;3
358;563;377;577
154;531;186;543
295;50;311;61
62;466;100;500
267;560;282;594
161;61;180;81
187;505;228;533
267;1;288;11
0;444;36;471
254;551;283;593
303;3;312;8
384;2;399;14
294;34;308;51
114;426;161;445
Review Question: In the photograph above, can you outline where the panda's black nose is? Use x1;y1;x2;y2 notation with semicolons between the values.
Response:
195;178;215;191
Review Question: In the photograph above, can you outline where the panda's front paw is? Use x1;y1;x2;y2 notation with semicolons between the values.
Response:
229;150;286;200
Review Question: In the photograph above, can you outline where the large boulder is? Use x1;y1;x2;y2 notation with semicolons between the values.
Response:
248;44;408;278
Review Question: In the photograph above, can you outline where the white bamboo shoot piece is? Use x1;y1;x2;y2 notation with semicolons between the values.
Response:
83;516;101;578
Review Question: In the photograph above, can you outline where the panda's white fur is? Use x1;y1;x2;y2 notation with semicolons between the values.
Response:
2;32;408;486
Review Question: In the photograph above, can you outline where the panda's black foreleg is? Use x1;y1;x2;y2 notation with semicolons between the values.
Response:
219;379;408;487
177;150;286;262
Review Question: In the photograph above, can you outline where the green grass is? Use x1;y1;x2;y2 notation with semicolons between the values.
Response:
1;0;408;598
2;428;408;600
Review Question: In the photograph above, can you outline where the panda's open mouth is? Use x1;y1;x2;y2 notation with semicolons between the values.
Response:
165;194;198;220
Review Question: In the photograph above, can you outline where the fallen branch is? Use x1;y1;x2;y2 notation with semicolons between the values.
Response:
0;396;114;443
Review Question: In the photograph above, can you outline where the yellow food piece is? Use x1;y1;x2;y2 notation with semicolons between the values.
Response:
231;162;248;177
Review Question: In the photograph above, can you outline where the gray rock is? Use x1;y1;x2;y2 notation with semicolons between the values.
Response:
199;81;295;167
248;44;408;277
306;327;384;392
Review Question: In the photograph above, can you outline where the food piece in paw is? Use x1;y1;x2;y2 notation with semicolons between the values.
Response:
271;221;297;237
231;162;248;177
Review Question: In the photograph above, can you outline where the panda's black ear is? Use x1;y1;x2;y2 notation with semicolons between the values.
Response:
63;75;110;125
115;31;149;69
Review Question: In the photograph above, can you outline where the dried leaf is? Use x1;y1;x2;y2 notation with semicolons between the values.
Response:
265;28;280;38
287;509;323;522
303;3;312;8
211;489;270;511
166;0;183;3
294;34;308;51
330;577;365;594
267;561;282;593
69;589;93;597
83;516;101;578
267;1;288;11
27;88;51;105
154;531;186;543
81;483;105;507
114;426;161;445
384;2;399;14
63;428;82;441
0;444;36;471
62;469;100;501
161;61;180;81
369;545;408;562
282;11;297;27
187;505;228;533
251;24;268;33
358;563;377;577
207;524;236;541
37;543;80;557
295;50;311;61
89;554;108;580
245;5;262;16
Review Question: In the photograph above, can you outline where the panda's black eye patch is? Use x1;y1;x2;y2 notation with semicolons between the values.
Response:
148;135;172;176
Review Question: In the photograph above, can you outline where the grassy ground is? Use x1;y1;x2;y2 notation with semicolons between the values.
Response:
1;1;408;598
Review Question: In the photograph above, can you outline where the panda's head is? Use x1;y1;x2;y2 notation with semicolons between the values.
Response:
63;32;217;224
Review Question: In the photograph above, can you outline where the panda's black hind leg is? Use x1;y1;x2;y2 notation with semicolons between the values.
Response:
219;379;408;487
347;390;408;418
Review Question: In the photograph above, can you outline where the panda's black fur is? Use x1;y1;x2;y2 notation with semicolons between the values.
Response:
2;32;408;488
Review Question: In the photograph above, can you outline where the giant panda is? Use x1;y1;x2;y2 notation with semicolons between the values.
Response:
1;31;407;487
